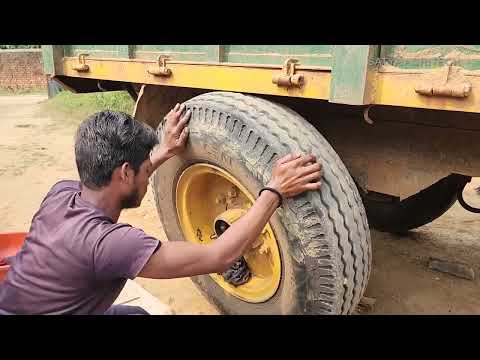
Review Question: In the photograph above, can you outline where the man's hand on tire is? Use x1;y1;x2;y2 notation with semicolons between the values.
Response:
267;153;322;198
160;103;191;159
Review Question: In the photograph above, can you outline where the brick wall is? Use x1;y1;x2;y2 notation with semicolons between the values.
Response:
0;49;47;91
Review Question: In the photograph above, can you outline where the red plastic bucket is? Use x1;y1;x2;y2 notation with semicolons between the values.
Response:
0;232;27;283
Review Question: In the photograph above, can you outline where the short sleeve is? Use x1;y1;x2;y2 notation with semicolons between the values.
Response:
93;225;161;281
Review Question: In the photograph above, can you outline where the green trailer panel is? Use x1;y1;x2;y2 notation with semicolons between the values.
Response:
222;45;333;67
64;45;127;59
134;45;213;62
330;45;378;105
380;45;480;71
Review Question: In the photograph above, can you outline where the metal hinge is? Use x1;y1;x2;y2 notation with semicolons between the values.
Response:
72;54;89;72
272;58;304;88
415;61;472;98
147;55;172;77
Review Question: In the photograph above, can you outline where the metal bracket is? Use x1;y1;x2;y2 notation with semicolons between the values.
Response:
415;61;472;98
72;54;89;72
363;105;374;125
272;58;304;88
147;55;172;77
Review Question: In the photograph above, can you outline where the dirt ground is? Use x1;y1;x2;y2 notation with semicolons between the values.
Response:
1;94;479;315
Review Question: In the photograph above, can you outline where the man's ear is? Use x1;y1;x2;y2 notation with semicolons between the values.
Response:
120;162;133;184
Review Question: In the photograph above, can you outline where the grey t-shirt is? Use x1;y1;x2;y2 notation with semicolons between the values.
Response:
0;180;160;315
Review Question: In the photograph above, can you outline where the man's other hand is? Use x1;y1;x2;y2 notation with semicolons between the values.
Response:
267;153;323;198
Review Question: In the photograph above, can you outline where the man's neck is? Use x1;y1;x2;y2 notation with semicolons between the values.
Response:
80;185;122;222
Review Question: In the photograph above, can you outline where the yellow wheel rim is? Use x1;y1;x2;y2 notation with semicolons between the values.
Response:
176;163;282;303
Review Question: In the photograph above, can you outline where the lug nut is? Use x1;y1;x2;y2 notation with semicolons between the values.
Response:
216;194;226;205
227;187;238;199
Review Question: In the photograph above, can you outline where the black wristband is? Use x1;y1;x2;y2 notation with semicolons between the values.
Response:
259;187;283;208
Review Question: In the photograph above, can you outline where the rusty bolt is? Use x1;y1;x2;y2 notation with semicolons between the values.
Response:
259;243;270;255
215;194;226;205
227;187;238;199
251;237;264;249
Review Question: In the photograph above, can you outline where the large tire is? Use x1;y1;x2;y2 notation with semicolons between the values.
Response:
360;174;470;233
152;92;371;314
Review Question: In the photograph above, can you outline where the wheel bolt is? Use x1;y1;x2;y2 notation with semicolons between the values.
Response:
216;194;226;205
227;187;238;199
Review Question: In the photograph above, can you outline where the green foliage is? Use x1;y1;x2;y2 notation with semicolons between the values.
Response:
44;91;135;117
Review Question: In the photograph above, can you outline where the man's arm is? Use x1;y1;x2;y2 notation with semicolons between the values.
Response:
138;153;322;279
138;189;279;278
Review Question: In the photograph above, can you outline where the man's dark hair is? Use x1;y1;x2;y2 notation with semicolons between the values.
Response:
75;110;159;189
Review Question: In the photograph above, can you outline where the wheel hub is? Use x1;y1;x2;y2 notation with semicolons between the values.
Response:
214;212;251;286
175;163;282;303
